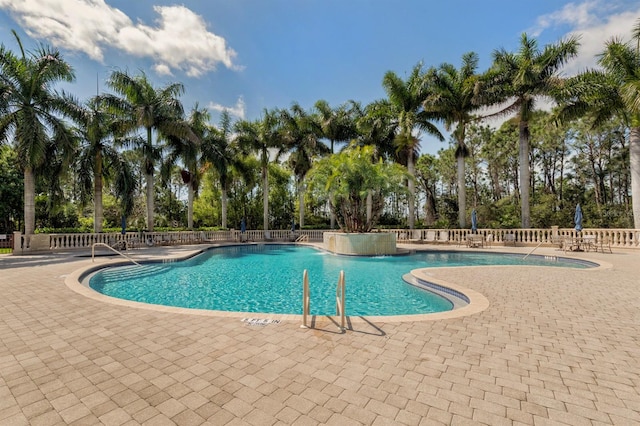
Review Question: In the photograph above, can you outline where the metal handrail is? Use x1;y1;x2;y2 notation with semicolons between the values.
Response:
336;270;346;332
92;243;141;266
301;270;310;328
522;242;544;260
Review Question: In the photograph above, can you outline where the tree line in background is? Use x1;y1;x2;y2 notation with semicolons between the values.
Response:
1;20;639;235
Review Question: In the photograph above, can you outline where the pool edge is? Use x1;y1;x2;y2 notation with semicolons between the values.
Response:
64;243;605;324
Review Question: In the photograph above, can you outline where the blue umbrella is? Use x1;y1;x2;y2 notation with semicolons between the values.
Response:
471;209;478;233
241;218;246;233
120;215;126;235
574;204;583;232
291;219;296;233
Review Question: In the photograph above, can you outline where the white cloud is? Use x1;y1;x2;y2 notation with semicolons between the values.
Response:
530;1;640;75
530;1;603;36
208;96;246;120
0;0;239;77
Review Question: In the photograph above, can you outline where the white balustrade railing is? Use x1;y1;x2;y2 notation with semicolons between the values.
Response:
390;227;639;249
11;226;640;253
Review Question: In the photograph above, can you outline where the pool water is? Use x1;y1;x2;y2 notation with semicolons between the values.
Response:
89;245;594;316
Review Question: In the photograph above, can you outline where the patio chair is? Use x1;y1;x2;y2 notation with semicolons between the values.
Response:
582;235;596;252
485;234;493;248
595;235;612;253
503;233;516;246
127;236;140;249
551;235;564;249
108;236;127;251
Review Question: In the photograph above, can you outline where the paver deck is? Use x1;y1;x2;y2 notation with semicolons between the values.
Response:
1;243;639;425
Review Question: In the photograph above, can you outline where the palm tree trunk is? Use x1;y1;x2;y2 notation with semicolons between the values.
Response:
94;149;103;233
146;172;154;231
457;155;466;228
298;179;305;228
407;154;416;229
330;208;336;229
630;127;640;229
187;182;194;230
263;167;269;233
221;184;228;229
146;127;155;232
24;166;35;236
519;121;531;228
329;139;336;229
366;191;373;225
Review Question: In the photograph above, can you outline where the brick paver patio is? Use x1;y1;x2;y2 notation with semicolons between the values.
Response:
1;244;639;425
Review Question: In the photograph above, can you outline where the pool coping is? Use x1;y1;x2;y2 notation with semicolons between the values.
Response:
64;242;610;324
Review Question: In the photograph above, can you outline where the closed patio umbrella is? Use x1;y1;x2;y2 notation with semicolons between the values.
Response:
471;209;478;233
574;204;583;232
241;218;246;233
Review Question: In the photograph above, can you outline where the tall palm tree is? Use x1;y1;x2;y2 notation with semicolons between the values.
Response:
162;103;206;229
558;19;640;229
479;33;579;228
279;103;330;228
314;100;359;154
313;100;360;227
73;95;135;232
0;31;76;237
201;110;239;229
355;101;397;161
104;70;194;231
235;109;281;234
381;63;444;229
424;52;481;228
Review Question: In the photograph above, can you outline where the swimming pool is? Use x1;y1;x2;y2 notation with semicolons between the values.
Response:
88;244;595;316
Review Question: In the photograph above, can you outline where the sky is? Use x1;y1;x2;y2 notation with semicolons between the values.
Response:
1;0;639;154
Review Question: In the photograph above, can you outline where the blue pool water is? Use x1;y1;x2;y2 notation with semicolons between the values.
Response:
89;245;595;316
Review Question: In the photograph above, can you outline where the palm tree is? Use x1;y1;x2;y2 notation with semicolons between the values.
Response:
201;110;239;229
307;144;409;232
479;33;579;228
381;63;444;229
235;109;281;234
72;95;136;232
104;70;194;231
314;100;359;154
424;52;481;228
279;103;330;228
0;31;76;237
558;19;640;229
313;100;360;227
162;104;206;229
355;101;397;161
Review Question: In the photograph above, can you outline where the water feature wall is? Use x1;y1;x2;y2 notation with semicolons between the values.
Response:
323;232;397;255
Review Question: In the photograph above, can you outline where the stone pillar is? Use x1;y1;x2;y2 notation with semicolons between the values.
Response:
13;231;22;253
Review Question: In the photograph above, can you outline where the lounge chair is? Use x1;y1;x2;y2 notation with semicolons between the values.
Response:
466;234;484;248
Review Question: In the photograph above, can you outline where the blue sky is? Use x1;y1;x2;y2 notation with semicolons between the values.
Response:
1;0;639;154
